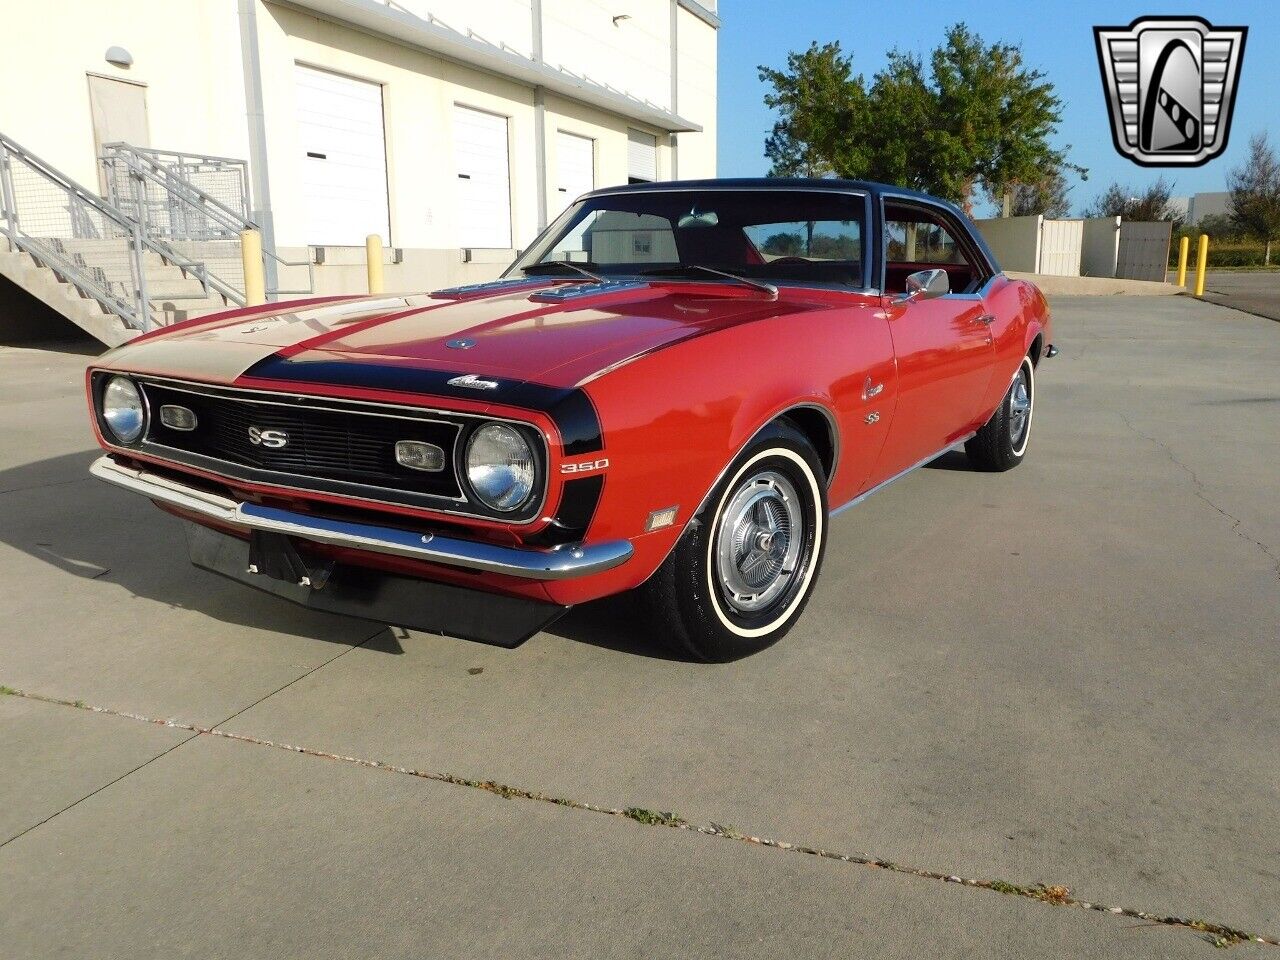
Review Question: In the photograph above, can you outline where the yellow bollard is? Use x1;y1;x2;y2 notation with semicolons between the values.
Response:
1176;235;1190;287
366;234;384;295
240;229;265;306
1194;234;1209;297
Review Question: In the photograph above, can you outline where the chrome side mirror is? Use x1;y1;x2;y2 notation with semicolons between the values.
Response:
894;268;950;303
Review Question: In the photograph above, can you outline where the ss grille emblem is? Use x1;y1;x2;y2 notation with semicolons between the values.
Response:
248;426;289;448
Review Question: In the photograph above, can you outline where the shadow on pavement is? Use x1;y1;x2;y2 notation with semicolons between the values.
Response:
0;449;401;652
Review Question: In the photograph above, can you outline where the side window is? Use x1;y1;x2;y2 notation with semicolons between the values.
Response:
883;203;983;294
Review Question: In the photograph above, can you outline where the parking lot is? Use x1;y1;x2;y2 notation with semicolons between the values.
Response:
2;294;1277;957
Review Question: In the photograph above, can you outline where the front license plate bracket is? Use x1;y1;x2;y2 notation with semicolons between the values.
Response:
247;530;334;590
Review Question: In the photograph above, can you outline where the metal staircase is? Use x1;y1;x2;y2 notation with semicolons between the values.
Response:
0;133;311;346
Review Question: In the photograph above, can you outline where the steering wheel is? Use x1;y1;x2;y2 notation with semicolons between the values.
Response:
769;256;813;265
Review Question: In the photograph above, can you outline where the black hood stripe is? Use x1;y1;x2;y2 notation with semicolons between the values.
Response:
241;355;604;455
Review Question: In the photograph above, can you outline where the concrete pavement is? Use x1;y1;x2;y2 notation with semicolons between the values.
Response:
1;294;1278;956
1200;270;1280;322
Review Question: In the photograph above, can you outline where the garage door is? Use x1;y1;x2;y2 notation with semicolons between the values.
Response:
627;129;657;183
294;65;390;246
454;106;512;249
556;131;594;210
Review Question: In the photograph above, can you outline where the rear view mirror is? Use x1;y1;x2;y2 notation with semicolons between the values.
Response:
895;268;950;303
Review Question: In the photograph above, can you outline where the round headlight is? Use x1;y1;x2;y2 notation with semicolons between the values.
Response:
102;375;146;444
465;423;536;512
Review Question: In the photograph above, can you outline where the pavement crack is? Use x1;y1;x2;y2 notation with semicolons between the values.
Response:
1119;412;1280;580
3;685;1275;950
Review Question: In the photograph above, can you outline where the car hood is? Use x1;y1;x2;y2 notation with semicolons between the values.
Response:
101;281;837;389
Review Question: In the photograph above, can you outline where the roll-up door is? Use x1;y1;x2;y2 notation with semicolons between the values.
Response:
454;105;512;249
627;129;657;183
294;65;391;246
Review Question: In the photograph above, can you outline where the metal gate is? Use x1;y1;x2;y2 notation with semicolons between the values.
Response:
1038;219;1084;276
1117;221;1173;281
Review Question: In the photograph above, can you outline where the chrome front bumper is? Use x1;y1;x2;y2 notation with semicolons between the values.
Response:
90;456;632;581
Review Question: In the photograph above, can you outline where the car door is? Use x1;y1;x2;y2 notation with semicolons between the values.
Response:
868;199;996;482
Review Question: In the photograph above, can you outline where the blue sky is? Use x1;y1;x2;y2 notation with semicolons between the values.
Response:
716;0;1274;215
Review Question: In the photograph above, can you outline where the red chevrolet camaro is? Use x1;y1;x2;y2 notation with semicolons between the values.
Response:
87;179;1054;661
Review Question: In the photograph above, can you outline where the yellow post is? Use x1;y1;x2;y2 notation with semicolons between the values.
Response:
1194;234;1209;297
240;229;265;306
366;234;384;295
1176;235;1190;287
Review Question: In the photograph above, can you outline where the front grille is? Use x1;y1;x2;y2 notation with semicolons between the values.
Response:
139;381;464;500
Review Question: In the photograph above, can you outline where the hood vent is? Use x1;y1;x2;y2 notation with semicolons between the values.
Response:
530;280;650;303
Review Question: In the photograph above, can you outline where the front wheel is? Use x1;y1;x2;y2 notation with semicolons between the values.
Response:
637;422;827;662
965;355;1035;472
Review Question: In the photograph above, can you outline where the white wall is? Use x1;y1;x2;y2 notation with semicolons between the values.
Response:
1;0;717;294
1081;217;1120;278
973;216;1041;273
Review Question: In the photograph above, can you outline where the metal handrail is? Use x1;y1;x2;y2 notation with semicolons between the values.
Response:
101;142;314;297
0;131;219;331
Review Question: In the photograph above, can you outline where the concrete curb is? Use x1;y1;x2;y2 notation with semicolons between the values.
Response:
1006;272;1184;296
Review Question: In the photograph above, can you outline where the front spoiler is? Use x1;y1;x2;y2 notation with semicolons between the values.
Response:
184;522;567;646
90;455;632;580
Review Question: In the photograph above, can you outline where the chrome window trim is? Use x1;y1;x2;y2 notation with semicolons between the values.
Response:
97;373;551;525
878;192;998;294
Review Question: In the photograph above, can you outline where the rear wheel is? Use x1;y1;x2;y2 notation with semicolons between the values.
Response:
966;355;1034;472
638;422;827;662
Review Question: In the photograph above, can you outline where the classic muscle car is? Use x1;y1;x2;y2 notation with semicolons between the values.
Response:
87;179;1053;661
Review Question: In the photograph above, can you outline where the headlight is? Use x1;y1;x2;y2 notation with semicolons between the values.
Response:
101;375;146;444
465;423;536;512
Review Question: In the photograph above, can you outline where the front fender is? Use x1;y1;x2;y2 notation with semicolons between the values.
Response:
542;301;894;605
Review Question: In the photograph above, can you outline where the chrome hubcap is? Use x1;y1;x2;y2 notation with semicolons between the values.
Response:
1008;368;1031;447
715;470;804;614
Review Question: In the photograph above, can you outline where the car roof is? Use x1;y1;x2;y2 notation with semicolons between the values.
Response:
585;177;942;205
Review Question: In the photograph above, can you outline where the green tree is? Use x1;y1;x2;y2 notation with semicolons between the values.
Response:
989;166;1072;217
758;23;1078;212
1083;177;1181;223
758;42;867;178
1227;132;1280;265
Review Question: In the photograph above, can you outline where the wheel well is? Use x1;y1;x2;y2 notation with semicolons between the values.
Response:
1029;333;1044;367
778;407;836;483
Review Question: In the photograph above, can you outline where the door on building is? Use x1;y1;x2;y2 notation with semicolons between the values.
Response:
88;75;148;191
453;105;512;249
293;64;391;246
555;131;594;214
627;129;657;184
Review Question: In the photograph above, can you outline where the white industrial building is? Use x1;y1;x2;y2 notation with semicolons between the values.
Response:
0;0;718;343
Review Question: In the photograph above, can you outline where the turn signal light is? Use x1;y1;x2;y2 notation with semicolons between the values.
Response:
395;440;446;472
159;404;198;431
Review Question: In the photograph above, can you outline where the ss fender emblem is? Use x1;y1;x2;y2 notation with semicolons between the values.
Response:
248;426;289;448
561;457;609;475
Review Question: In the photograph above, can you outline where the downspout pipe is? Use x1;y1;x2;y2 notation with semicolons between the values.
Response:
238;0;279;296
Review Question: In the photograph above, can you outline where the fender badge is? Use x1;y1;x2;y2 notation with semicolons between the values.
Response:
447;373;500;390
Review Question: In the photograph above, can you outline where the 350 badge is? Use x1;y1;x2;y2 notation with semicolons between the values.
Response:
560;458;609;475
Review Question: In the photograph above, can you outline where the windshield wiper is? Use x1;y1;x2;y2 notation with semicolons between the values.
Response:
521;260;606;283
640;265;778;300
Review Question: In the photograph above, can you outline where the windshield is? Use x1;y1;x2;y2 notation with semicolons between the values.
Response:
508;189;868;289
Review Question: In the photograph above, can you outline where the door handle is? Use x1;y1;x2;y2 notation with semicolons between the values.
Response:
975;313;995;325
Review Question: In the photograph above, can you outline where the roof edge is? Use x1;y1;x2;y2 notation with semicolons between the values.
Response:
274;0;703;133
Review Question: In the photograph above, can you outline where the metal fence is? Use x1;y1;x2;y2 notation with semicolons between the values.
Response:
100;142;312;299
0;132;218;331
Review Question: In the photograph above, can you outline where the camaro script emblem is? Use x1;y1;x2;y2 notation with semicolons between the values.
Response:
1094;16;1247;167
447;373;500;391
247;426;289;448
